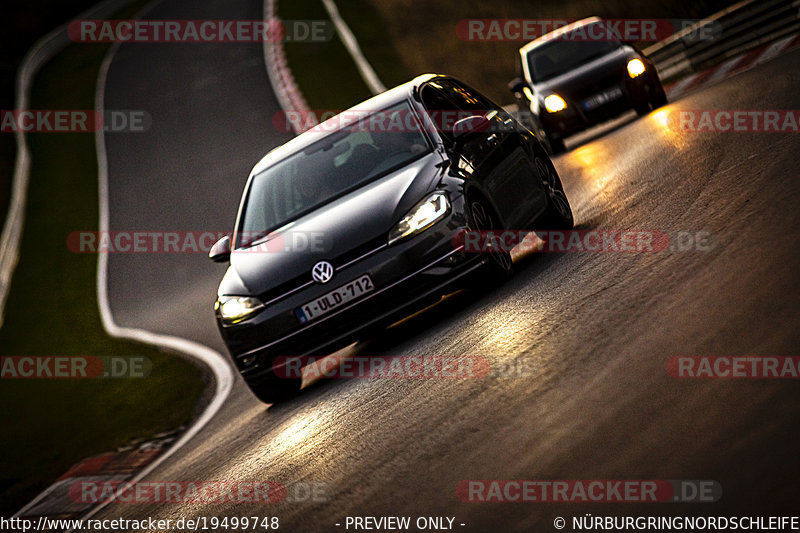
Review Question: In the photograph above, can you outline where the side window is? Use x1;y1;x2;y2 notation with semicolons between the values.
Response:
437;79;495;113
420;83;458;144
442;79;515;134
420;79;503;145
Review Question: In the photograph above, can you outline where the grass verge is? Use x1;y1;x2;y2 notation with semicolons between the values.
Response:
278;0;374;111
0;0;206;515
2;1;126;253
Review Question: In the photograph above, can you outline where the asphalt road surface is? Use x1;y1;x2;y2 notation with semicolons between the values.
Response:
101;0;800;530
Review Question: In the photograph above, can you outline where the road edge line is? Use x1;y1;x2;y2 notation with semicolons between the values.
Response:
7;0;234;523
73;0;235;523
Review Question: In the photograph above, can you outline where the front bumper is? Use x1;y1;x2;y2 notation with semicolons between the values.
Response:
541;72;662;139
216;201;486;385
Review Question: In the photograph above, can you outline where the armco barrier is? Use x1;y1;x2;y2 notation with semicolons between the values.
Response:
644;0;800;83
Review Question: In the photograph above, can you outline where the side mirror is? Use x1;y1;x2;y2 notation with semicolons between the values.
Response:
452;115;491;144
508;77;527;96
209;235;231;263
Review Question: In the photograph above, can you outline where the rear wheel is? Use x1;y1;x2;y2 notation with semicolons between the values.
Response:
535;156;574;229
466;196;513;279
247;373;302;404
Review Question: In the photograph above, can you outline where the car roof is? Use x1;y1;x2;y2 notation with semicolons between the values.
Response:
519;16;603;55
250;73;441;176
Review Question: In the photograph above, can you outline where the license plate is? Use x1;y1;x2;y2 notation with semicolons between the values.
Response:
296;275;374;323
583;86;623;110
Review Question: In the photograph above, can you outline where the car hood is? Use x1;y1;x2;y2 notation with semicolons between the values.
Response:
219;152;445;296
534;47;636;100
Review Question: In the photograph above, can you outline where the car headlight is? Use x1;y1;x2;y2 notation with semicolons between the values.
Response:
215;296;264;324
388;191;450;245
544;94;567;113
627;58;646;78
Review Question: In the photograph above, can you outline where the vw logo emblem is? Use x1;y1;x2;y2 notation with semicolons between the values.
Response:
311;261;334;284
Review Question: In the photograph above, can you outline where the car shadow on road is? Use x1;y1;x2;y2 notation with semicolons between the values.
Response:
264;226;603;410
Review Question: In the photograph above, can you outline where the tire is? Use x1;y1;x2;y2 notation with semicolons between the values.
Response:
247;372;302;404
534;156;574;230
636;86;668;116
547;135;566;155
634;101;651;116
466;195;514;279
651;87;668;109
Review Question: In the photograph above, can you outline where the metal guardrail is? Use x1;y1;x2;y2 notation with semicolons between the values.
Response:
643;0;800;83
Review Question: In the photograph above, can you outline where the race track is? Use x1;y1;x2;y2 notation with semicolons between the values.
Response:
99;0;800;529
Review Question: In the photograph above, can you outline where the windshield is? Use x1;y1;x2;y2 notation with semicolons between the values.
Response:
526;25;621;82
237;102;431;248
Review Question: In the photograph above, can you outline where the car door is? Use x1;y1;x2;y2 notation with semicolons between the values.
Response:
438;79;543;229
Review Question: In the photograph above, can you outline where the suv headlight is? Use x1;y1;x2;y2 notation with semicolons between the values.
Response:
388;191;450;245
215;296;264;324
627;58;646;78
544;94;567;113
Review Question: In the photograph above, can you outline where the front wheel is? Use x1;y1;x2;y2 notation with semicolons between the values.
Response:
636;87;668;116
247;372;302;404
651;87;668;109
466;196;514;280
634;101;651;116
535;156;574;229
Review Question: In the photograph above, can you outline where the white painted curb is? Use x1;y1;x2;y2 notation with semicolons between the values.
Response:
263;0;314;132
9;0;234;522
74;0;235;520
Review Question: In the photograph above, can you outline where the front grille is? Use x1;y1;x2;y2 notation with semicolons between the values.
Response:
257;234;388;306
241;262;454;370
568;70;624;103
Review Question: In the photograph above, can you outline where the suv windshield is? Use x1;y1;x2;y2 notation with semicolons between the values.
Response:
237;101;431;248
526;25;621;82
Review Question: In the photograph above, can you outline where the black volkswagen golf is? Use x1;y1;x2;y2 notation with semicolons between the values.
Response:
209;74;573;403
509;17;667;154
